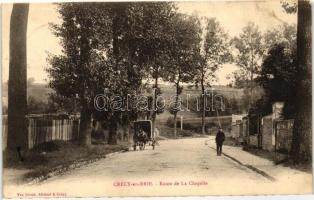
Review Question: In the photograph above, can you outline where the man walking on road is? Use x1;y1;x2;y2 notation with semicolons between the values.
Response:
215;128;225;156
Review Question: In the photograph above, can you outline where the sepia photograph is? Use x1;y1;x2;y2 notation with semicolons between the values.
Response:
1;0;312;198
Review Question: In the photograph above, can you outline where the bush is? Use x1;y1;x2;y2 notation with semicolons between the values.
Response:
166;117;221;134
166;117;174;127
179;129;193;137
31;140;68;152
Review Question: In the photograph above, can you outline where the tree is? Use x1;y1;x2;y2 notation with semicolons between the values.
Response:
257;44;297;115
256;24;297;118
7;4;29;160
48;3;112;145
197;18;231;134
48;2;179;145
230;22;264;107
281;0;297;14
166;14;202;137
140;2;177;133
106;3;139;144
27;96;49;114
46;93;79;114
229;23;296;89
226;70;248;88
290;0;312;163
264;24;297;52
102;2;177;143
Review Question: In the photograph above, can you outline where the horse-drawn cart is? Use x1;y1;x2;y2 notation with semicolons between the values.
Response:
133;120;156;150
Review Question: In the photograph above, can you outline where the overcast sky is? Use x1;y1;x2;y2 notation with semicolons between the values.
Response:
2;0;297;85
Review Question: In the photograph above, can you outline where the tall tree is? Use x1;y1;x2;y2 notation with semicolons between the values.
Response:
141;2;177;133
48;2;178;145
264;24;297;52
104;2;146;144
197;18;231;134
290;0;312;163
7;4;29;160
229;23;296;89
48;3;112;145
166;14;202;137
257;44;297;117
230;22;264;144
104;2;176;143
231;22;264;107
256;24;297;118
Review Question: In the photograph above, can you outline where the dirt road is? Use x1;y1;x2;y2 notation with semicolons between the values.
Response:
4;137;312;197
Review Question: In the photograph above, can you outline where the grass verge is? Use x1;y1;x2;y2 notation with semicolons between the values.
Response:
3;140;129;183
157;124;207;139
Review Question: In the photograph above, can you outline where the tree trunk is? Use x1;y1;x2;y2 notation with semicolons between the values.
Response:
250;50;254;106
108;118;118;145
122;124;129;141
7;4;29;161
174;112;177;138
79;104;92;145
107;9;119;146
173;82;180;138
127;123;131;141
290;0;312;163
201;68;206;135
152;76;158;137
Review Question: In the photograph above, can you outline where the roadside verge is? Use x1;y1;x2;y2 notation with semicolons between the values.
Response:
3;140;129;185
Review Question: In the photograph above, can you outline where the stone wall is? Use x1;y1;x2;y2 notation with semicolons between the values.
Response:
261;115;273;151
249;135;258;147
275;119;294;153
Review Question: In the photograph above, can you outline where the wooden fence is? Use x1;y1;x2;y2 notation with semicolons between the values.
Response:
2;115;80;150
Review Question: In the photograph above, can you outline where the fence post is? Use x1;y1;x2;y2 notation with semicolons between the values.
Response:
274;120;277;163
180;115;183;130
258;114;262;149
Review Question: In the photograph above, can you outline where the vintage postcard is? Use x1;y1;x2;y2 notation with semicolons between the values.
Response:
1;0;312;198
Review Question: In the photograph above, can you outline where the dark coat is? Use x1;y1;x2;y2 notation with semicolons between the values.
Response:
215;130;225;144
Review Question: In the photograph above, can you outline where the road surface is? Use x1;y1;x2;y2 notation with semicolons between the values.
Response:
4;137;312;197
